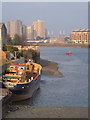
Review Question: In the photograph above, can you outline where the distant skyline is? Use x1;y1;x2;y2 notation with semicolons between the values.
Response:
2;2;88;35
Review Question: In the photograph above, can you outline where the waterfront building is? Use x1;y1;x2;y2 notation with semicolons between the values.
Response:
32;20;46;39
8;19;23;39
49;36;66;43
70;29;90;44
0;50;6;65
49;36;57;43
26;25;34;41
0;23;7;49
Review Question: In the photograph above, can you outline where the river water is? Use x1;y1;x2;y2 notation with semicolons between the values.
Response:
15;47;88;107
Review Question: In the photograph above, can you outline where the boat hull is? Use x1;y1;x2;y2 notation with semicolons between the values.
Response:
66;53;72;55
3;75;41;101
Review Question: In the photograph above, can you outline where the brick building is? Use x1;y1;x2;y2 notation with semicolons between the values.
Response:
70;29;90;44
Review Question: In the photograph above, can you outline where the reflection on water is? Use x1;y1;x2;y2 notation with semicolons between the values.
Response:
14;47;88;107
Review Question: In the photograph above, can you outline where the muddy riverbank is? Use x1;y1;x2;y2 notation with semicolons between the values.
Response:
40;59;63;77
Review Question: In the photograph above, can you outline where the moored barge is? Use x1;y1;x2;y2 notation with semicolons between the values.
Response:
2;62;42;101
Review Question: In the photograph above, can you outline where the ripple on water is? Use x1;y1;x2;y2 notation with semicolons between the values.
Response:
14;47;88;107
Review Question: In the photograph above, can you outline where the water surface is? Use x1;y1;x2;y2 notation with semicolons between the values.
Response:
15;47;88;107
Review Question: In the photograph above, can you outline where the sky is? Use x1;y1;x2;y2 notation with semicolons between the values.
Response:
1;2;88;35
1;0;89;2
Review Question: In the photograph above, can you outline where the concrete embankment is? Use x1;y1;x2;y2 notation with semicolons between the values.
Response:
40;59;63;77
4;105;88;118
28;43;89;48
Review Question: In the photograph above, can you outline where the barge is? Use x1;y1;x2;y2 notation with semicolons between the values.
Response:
2;62;42;101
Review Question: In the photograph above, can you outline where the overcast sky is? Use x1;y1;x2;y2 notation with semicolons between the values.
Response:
2;2;88;35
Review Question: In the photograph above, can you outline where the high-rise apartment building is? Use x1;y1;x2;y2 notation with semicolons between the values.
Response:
22;25;26;42
0;23;7;49
26;25;34;41
8;20;23;39
32;20;45;39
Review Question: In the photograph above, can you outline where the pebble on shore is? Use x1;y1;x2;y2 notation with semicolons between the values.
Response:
40;59;63;77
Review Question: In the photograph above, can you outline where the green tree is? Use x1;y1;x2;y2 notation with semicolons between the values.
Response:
65;37;70;41
17;52;23;58
13;34;22;45
6;45;14;53
3;44;19;54
13;47;19;51
3;44;7;51
7;35;13;45
28;49;39;62
36;36;43;40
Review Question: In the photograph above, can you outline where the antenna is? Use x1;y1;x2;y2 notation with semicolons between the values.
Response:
59;30;62;35
48;30;50;36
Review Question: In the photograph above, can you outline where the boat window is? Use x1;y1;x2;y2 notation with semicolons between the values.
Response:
10;67;14;69
27;65;29;70
30;64;34;71
21;68;24;70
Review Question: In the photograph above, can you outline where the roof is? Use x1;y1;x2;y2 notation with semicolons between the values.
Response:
8;64;26;67
73;29;90;32
3;75;21;79
0;23;6;29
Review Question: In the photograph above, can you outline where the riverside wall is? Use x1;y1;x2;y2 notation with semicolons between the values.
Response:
28;43;89;48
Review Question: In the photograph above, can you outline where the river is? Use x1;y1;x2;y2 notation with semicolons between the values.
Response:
15;47;88;107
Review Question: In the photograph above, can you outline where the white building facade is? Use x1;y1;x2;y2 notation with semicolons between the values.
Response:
26;25;34;41
32;20;46;39
8;19;23;39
